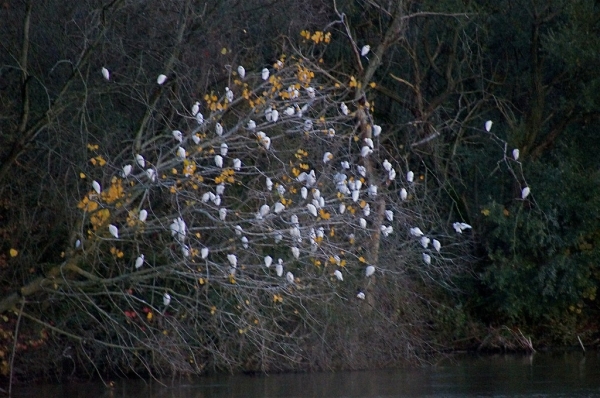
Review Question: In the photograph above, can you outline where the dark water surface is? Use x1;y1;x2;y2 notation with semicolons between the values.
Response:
12;352;600;397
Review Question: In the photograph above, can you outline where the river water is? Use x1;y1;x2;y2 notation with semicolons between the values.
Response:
11;352;600;397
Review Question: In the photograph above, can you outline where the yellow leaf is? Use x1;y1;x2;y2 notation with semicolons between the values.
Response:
481;209;490;216
80;173;86;179
221;47;227;54
9;249;18;257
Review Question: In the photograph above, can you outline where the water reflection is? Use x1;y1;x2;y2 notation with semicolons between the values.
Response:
12;352;600;397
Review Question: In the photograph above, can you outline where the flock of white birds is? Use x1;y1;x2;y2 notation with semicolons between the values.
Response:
95;66;530;306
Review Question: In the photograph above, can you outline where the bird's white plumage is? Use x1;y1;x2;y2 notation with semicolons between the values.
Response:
157;74;167;85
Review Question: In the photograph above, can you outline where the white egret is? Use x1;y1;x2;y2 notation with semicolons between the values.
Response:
157;74;167;85
304;119;313;131
291;214;299;226
359;218;367;229
201;247;209;259
258;204;270;218
307;203;318;217
227;254;237;268
139;209;148;222
177;147;186;160
521;186;531;199
357;292;365;300
163;293;171;306
364;138;374;149
266;177;273;191
241;236;249;249
181;245;190;257
261;68;269;80
233;158;241;170
351;189;360;202
341;161;350;169
400;188;408;201
420;236;430;248
172;130;183;143
276;259;284;276
264;256;273;268
368;185;377;198
219;208;227;221
334;270;343;281
423;253;431;265
75;239;81;249
382;225;393;237
388;168;397;181
513;149;520;161
301;186;308;199
373;125;382;137
214;155;223;168
136;154;145;168
286;272;295;284
101;67;110;80
340;102;349;115
201;192;210;203
220;143;228;157
383;159;392;171
361;146;373;157
327;128;335;137
365;265;375;277
135;254;144;269
213;195;221;206
192;135;200;144
410;227;424;237
225;87;233;103
215;123;223;136
274;233;283;244
277;185;286;197
196;112;204;125
235;225;243;236
385;210;393;222
121;164;132;178
108;224;119;238
291;247;300;259
146;168;156;182
216;184;225;195
306;87;315;98
339;203;346;214
284;107;294;116
323;152;333;163
274;202;285;214
264;106;272;121
357;165;367;177
433;239;441;253
191;101;200;116
363;204;371;217
361;45;371;56
452;222;472;234
407;171;414;183
92;180;101;194
237;65;245;78
271;109;279;122
485;120;493;132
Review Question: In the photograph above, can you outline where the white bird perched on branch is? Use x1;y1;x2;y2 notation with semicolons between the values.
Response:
365;265;375;277
233;158;241;171
219;143;228;157
261;68;269;80
301;187;308;199
521;186;531;199
177;147;186;160
373;124;382;137
273;202;285;214
139;209;148;222
241;236;249;249
108;224;119;238
271;109;279;122
383;159;392;172
423;253;431;265
214;155;223;168
192;135;200;144
433;239;441;253
410;227;424;237
361;146;373;157
407;171;414;183
219;208;227;221
163;293;171;306
513;149;520;161
266;177;273;191
191;101;200;116
215;123;223;136
381;225;393;237
339;203;346;214
363;204;371;217
225;87;233;103
420;236;430;248
307;203;318;217
259;204;270;218
157;74;167;85
361;45;371;56
340;102;349;115
227;254;237;268
237;65;245;78
485;120;493;132
196;112;204;125
92;180;101;195
284;107;294;116
121;164;132;178
368;185;377;198
276;259;284;277
452;222;472;234
247;120;256;130
286;271;294;284
323;152;333;163
172;130;183;143
334;270;343;281
306;86;315;98
357;292;365;300
136;154;145;168
201;247;209;259
264;256;273;268
146;168;156;182
400;188;408;201
385;210;393;222
235;225;243;236
101;67;110;80
135;254;144;269
359;218;367;229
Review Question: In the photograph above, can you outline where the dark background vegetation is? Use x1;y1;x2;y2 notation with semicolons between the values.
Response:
1;0;600;384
